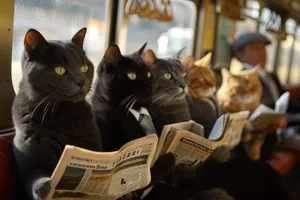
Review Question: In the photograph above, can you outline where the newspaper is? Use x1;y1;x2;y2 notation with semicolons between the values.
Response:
46;111;249;200
141;111;249;199
47;134;158;200
153;111;249;167
249;92;290;130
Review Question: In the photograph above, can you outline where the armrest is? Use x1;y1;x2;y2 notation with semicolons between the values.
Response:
266;151;297;176
0;132;15;199
285;86;300;101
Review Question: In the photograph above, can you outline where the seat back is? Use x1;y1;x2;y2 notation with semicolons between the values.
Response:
0;132;15;199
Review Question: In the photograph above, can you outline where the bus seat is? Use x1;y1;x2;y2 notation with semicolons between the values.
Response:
266;151;297;176
0;133;15;199
286;86;300;101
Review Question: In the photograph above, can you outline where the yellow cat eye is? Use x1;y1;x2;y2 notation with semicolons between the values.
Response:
164;73;172;80
54;66;66;76
127;72;137;80
182;72;187;78
80;65;89;73
147;72;151;78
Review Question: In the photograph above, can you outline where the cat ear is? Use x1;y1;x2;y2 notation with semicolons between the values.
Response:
221;68;232;80
24;29;48;58
144;49;157;65
104;44;122;64
195;52;212;67
137;42;147;55
183;56;194;69
175;47;185;60
251;64;261;75
72;27;87;50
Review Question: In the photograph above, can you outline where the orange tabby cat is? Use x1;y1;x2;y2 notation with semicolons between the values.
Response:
186;54;231;162
187;53;216;99
216;66;265;160
216;66;262;113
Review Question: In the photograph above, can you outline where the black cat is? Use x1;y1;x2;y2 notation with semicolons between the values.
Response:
12;28;101;200
91;43;155;152
91;44;176;199
143;49;191;134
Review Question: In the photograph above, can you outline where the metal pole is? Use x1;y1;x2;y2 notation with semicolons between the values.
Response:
212;0;220;66
273;40;281;73
106;0;119;46
286;32;296;85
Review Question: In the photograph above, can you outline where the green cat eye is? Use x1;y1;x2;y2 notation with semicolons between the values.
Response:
164;73;172;80
54;66;66;76
147;72;151;78
80;65;89;73
127;72;137;80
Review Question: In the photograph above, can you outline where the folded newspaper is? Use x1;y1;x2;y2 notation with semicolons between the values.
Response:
46;111;249;200
47;135;158;200
248;92;290;130
153;110;250;167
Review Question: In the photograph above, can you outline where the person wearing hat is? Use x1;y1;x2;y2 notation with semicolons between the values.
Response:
232;32;300;115
232;32;300;169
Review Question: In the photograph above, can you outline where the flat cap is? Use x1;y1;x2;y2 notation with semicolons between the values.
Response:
232;32;271;52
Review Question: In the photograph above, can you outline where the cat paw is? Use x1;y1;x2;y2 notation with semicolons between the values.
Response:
210;146;231;163
149;153;176;186
200;188;234;200
32;177;51;200
175;164;197;180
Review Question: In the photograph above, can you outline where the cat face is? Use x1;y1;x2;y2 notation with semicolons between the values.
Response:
216;66;262;112
187;53;216;98
98;43;152;107
144;49;189;105
22;28;93;103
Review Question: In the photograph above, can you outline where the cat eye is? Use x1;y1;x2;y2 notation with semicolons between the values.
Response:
127;72;137;80
182;72;187;78
54;66;66;76
147;72;151;79
80;65;89;73
164;73;172;80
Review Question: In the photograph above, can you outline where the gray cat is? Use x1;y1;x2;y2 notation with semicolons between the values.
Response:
143;49;191;134
12;28;102;200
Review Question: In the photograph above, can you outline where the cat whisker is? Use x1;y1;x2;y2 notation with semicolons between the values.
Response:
125;94;139;109
51;99;60;120
186;92;194;104
41;93;62;123
120;94;134;108
31;88;67;119
126;95;139;117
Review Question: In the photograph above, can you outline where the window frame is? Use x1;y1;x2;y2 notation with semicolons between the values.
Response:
116;0;200;57
0;0;15;130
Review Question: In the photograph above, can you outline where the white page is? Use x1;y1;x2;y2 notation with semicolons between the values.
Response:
249;104;274;121
208;114;227;140
275;92;290;114
275;92;290;137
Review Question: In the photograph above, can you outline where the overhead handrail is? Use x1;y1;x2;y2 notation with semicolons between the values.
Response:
125;0;174;22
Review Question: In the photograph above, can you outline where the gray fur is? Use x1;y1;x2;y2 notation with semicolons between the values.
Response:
13;28;101;200
149;57;191;133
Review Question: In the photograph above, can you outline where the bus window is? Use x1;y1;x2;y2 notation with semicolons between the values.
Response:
117;0;196;58
259;8;278;72
277;19;296;84
289;28;300;85
11;0;108;93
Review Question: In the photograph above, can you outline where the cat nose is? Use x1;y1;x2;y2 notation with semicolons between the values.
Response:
76;80;85;88
177;79;185;89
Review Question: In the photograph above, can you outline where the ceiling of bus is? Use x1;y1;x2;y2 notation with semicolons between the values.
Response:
262;0;300;23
